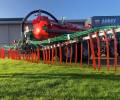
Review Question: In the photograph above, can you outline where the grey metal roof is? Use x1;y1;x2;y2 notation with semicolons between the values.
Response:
0;18;85;24
0;18;85;22
0;18;23;21
0;18;24;24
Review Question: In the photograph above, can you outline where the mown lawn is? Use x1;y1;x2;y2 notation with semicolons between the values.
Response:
0;59;120;100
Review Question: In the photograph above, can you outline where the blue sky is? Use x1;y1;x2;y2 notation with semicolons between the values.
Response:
0;0;120;19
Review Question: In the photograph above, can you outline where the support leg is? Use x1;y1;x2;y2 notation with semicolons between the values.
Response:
113;29;118;71
89;34;96;70
96;32;101;71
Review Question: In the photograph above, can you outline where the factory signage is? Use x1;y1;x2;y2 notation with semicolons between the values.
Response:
91;16;120;27
101;18;116;24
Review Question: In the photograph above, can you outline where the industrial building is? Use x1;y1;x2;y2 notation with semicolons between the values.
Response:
0;18;23;47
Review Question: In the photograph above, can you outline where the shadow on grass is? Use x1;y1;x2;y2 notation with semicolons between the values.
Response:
0;73;119;80
0;73;119;99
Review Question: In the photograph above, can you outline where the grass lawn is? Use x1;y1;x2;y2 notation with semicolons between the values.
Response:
0;59;120;100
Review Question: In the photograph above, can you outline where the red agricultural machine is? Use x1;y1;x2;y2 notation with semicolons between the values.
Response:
22;9;81;40
20;9;88;61
2;9;120;71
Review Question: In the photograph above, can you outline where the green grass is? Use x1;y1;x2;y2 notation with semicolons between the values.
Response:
0;59;120;100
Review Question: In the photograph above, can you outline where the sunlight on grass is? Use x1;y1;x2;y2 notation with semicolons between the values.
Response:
0;59;120;100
